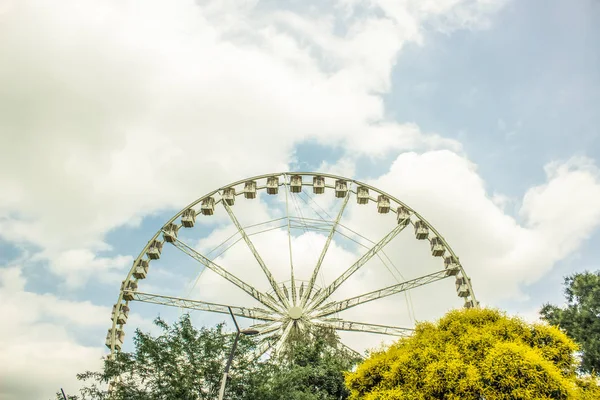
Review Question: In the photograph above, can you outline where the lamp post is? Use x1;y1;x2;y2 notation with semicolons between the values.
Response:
217;307;259;400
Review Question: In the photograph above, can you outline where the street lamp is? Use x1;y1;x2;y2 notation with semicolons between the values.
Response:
217;307;259;400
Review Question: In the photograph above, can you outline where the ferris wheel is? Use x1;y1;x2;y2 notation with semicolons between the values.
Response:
106;172;479;358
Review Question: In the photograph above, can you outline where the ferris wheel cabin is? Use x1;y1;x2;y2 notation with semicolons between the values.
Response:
313;176;325;194
162;223;178;243
244;180;257;199
335;179;348;198
266;176;279;195
146;240;163;260
132;259;149;279
223;187;236;205
290;175;303;193
201;197;215;215
106;329;125;350
112;304;130;325
181;208;196;228
377;195;390;213
414;220;429;240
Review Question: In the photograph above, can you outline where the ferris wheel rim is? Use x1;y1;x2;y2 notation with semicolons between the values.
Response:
107;171;478;358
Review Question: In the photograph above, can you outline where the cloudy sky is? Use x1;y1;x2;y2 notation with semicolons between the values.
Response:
1;0;599;398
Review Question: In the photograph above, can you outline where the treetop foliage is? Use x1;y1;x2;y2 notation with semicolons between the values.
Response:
58;314;359;400
540;270;600;375
345;308;600;400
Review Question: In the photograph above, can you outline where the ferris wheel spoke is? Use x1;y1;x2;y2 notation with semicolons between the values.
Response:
339;342;363;359
250;321;289;360
251;337;276;361
130;291;279;321
273;321;294;354
307;222;409;310
301;191;350;308
313;318;414;337
283;175;297;306
167;234;283;313
250;321;282;336
221;199;290;309
313;269;455;318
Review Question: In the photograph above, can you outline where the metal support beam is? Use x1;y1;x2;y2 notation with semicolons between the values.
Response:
314;318;414;336
221;200;290;309
308;223;408;309
301;191;350;307
273;322;294;355
314;269;454;318
168;234;283;312
283;175;297;306
130;291;278;321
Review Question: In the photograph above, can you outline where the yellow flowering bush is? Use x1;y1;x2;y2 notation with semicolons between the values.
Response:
345;308;598;399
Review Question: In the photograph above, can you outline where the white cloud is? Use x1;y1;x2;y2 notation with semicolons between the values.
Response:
0;267;105;399
48;249;133;289
0;266;154;400
361;152;600;302
0;0;503;281
0;0;515;398
318;157;358;179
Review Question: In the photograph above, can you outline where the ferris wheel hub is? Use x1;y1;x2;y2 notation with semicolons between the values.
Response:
288;306;303;320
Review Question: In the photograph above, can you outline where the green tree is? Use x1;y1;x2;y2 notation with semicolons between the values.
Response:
267;326;362;400
57;315;359;400
57;315;264;400
345;308;600;400
540;271;600;375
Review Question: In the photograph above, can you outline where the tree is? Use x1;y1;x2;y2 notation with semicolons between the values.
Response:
57;315;264;400
345;308;600;400
267;326;362;400
540;270;600;375
57;315;359;400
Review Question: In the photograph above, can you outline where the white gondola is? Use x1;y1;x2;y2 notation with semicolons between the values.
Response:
443;255;459;276
430;237;445;257
335;179;347;198
162;223;178;243
396;206;410;225
313;176;325;194
121;280;138;301
244;181;257;199
181;208;196;228
132;259;149;279
105;328;125;350
377;195;390;213
290;175;302;193
266;176;279;195
414;220;429;240
112;304;130;325
147;240;163;260
465;299;478;309
357;186;369;204
223;187;236;206
455;277;470;298
201;197;215;215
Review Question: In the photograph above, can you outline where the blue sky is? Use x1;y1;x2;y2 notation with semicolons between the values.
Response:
388;0;599;194
0;0;599;399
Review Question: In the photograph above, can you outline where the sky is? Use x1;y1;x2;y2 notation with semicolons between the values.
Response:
0;0;599;398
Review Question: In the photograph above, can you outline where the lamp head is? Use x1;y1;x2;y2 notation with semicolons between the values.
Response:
241;328;260;336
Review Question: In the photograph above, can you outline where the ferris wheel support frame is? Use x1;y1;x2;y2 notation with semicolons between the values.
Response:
106;172;479;359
